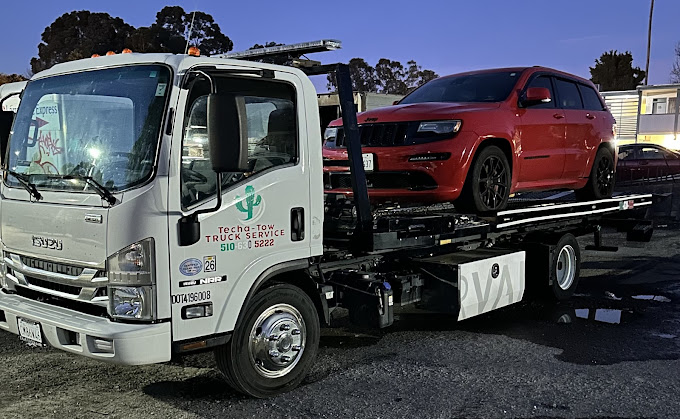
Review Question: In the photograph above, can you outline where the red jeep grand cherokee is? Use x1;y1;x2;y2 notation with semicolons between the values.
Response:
323;67;617;212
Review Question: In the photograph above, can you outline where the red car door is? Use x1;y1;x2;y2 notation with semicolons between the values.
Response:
517;74;566;183
555;79;596;179
616;146;639;182
663;149;680;178
638;146;669;179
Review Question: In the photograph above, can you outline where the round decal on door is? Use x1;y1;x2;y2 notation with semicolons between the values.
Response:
179;258;202;276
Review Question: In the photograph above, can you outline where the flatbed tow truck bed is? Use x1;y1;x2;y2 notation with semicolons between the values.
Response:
316;192;654;329
323;193;653;252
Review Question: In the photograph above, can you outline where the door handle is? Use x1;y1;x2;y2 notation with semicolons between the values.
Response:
586;113;595;120
553;113;565;119
290;207;305;241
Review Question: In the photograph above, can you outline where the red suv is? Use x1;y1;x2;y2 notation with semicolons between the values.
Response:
323;67;617;212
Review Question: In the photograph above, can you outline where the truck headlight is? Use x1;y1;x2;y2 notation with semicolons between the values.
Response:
417;120;462;135
107;238;156;321
110;286;154;320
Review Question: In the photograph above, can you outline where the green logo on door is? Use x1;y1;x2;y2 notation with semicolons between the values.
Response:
236;185;262;220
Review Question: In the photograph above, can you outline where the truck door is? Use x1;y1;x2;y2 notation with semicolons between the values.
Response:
168;71;312;342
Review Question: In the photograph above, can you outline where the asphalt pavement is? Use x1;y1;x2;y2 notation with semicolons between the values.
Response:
1;228;679;419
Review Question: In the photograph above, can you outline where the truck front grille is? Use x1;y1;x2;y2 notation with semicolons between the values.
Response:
19;255;85;276
24;275;81;295
3;251;107;307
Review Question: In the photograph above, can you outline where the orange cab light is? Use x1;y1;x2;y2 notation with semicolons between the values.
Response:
106;51;116;56
188;46;200;57
122;48;132;54
91;54;100;58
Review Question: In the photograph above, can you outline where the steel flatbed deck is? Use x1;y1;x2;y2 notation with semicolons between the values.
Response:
323;193;653;253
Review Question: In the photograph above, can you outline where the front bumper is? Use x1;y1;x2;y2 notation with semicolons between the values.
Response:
323;133;477;203
0;290;171;365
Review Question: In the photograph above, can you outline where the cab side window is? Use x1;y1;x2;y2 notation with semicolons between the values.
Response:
181;78;297;208
554;79;584;110
525;75;555;109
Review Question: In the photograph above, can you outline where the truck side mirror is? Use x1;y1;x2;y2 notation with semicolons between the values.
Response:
179;93;249;247
207;93;249;173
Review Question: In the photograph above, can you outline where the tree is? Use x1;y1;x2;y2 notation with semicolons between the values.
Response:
406;60;438;92
31;11;134;74
589;50;645;91
0;74;27;87
671;42;680;83
31;7;233;74
326;58;380;92
327;58;437;94
131;7;233;55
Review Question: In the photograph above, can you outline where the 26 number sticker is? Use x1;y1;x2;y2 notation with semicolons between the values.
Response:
203;255;216;272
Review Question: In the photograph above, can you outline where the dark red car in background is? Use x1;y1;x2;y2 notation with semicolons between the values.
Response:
617;143;680;182
323;67;617;212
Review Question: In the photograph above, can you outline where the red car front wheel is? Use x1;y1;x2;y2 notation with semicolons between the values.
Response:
457;145;511;213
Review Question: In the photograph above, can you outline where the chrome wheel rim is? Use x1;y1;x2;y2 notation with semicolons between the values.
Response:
248;303;306;379
478;155;508;210
556;245;576;290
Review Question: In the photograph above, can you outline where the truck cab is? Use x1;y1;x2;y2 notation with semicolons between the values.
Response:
0;53;323;374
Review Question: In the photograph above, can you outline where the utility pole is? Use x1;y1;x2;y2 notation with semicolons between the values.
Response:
644;0;655;85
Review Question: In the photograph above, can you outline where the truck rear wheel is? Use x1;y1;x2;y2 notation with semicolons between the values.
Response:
215;283;320;398
548;233;581;300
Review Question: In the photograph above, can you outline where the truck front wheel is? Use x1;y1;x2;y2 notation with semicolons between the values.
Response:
215;283;320;398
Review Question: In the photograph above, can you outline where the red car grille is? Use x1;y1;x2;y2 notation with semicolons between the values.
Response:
335;123;410;147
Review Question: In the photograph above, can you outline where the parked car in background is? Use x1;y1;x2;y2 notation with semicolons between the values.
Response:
323;67;617;212
617;143;680;182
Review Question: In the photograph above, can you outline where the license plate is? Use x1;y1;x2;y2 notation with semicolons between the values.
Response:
362;153;374;172
17;318;43;345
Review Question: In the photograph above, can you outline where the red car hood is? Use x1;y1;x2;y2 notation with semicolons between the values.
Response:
330;102;501;126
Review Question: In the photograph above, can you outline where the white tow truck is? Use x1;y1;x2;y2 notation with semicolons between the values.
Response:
0;41;654;397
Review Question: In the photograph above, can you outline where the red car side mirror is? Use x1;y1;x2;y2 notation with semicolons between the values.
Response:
523;87;552;105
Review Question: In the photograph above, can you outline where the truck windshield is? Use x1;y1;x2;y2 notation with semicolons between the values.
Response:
399;70;522;104
5;65;170;192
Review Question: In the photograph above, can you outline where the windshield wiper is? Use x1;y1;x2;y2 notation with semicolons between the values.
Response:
5;171;42;201
36;174;117;205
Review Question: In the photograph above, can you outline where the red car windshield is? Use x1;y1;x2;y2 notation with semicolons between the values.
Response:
400;70;522;104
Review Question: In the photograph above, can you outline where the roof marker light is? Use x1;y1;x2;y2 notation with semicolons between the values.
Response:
91;54;100;58
106;51;116;56
122;48;132;54
188;46;201;57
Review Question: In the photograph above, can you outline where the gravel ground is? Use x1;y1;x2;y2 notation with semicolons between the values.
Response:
1;228;679;418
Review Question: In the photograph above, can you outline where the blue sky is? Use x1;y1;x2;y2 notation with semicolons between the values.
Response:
1;0;678;90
